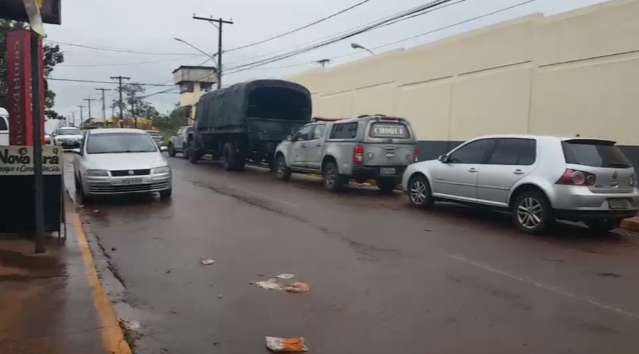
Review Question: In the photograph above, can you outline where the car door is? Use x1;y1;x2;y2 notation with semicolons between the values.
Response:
476;138;537;206
174;128;185;147
431;139;496;201
305;124;326;170
290;124;314;168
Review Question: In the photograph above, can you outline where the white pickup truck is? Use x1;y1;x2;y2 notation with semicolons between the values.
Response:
0;113;8;146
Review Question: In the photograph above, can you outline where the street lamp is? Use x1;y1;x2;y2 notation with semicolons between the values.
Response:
173;37;218;61
351;42;375;55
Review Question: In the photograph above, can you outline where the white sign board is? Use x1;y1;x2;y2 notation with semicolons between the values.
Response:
0;145;63;175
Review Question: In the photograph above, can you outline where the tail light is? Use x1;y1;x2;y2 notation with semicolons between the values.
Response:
413;147;421;162
353;144;365;166
556;169;597;186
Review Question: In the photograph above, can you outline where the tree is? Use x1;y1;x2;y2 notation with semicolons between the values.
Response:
112;83;160;119
0;20;64;119
152;105;189;137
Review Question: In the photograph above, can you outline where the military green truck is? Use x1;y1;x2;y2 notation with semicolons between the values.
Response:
188;79;312;170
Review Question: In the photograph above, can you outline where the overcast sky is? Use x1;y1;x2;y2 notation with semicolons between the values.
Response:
44;0;610;125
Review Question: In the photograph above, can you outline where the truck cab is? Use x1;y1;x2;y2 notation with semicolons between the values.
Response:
274;115;417;192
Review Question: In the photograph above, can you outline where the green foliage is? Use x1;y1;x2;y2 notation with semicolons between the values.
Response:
112;83;160;119
153;105;189;137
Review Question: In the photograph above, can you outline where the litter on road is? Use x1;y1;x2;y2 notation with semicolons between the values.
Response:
285;282;310;293
256;278;284;291
201;259;216;266
265;337;309;352
275;273;295;280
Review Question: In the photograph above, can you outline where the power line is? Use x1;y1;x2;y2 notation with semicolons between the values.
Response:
45;40;201;56
224;0;372;53
225;0;459;73
48;77;174;87
227;0;535;76
57;57;186;68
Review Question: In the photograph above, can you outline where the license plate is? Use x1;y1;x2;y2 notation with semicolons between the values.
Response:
114;178;143;185
608;199;629;210
380;168;396;176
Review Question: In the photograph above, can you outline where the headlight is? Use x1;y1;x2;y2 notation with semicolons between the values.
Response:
152;166;171;174
87;169;109;177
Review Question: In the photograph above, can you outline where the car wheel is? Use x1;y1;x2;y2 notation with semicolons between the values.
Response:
323;160;345;192
189;147;202;164
160;188;172;200
168;144;176;157
75;174;92;204
513;191;553;234
585;218;620;234
275;154;291;181
408;174;433;208
376;178;397;193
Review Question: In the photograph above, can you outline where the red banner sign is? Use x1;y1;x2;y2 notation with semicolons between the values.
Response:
6;29;45;146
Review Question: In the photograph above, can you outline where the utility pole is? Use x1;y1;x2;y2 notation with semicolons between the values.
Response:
70;111;75;127
95;88;111;122
131;90;137;128
77;105;84;127
83;97;96;120
193;15;234;90
110;76;130;126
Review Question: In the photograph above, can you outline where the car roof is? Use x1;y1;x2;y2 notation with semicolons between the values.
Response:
88;128;148;135
467;134;614;143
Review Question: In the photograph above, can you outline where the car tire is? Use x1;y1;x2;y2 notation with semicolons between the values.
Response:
408;174;433;208
323;160;345;192
160;188;172;200
513;190;553;234
189;147;202;164
585;218;620;234
75;174;92;204
275;154;291;181
376;178;397;193
168;144;176;157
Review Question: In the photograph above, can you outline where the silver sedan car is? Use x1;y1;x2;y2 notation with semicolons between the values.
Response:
403;135;639;234
72;128;172;201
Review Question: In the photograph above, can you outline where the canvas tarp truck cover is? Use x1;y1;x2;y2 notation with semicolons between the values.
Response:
195;79;312;131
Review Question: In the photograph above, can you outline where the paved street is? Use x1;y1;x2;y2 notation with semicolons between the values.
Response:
72;155;639;354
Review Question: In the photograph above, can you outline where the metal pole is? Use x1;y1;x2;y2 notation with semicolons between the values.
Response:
77;105;84;127
110;76;130;126
95;88;109;122
217;20;223;90
131;90;137;128
83;98;95;120
31;31;45;254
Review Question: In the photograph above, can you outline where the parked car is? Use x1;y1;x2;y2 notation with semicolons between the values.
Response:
44;133;51;144
0;113;8;146
146;130;167;151
168;126;193;158
52;127;83;148
275;115;417;192
72;128;172;202
402;135;639;234
189;79;312;170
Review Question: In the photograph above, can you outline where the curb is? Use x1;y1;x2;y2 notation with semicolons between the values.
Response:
67;194;133;354
621;216;639;233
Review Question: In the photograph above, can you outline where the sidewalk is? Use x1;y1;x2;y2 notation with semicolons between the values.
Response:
0;198;131;354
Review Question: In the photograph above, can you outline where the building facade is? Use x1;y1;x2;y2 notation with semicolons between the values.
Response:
173;66;217;123
289;0;639;168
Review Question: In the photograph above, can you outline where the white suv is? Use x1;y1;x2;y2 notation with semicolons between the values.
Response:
402;135;639;234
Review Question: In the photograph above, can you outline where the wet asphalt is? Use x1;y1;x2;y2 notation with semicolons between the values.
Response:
69;154;639;354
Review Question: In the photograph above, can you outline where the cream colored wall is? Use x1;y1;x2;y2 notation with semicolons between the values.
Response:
289;0;639;145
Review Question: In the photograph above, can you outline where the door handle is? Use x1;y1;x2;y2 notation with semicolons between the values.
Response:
513;169;524;175
468;168;479;173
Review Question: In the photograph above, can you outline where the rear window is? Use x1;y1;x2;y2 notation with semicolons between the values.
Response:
562;140;631;168
330;122;358;139
369;122;410;139
0;117;7;131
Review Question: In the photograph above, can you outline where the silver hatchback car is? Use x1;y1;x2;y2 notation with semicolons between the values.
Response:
402;135;639;234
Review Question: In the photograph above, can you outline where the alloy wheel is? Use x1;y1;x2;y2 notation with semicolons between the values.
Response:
410;179;427;205
517;197;543;230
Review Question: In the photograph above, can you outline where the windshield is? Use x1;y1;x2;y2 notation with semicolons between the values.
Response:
562;140;631;168
86;133;157;154
57;128;81;136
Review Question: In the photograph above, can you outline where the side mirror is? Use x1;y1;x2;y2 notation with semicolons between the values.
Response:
438;154;449;163
291;134;300;142
70;148;82;155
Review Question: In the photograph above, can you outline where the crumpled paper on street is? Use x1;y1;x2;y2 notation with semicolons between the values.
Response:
265;336;309;352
